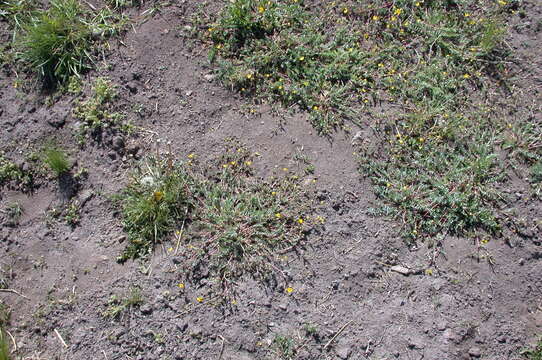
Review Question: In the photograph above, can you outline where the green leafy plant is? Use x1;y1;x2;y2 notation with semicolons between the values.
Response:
195;0;533;243
43;146;70;176
102;287;143;319
117;142;316;284
523;338;542;360
273;335;295;359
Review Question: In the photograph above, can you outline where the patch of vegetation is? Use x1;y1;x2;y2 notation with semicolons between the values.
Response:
73;77;125;140
523;338;542;360
197;0;537;243
11;0;127;86
0;154;32;189
273;335;295;359
102;287;143;319
0;302;10;360
3;202;23;225
43;146;70;176
117;142;316;282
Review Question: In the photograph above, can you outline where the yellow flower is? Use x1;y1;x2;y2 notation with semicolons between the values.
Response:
378;63;384;68
275;213;282;219
245;160;252;166
271;191;277;196
425;269;433;276
246;73;252;79
394;8;403;15
196;296;204;303
285;287;294;294
178;283;185;289
208;27;214;32
230;161;237;166
188;153;195;159
463;74;471;79
258;6;265;13
372;15;379;21
391;16;397;21
498;0;506;5
153;191;164;202
464;12;470;17
299;56;305;61
167;247;173;252
415;1;420;6
297;218;304;224
342;7;348;14
282;167;288;171
312;105;319;111
222;164;228;168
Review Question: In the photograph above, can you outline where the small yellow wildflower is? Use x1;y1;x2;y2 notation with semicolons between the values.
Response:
415;1;420;6
464;12;470;17
425;269;433;276
230;161;236;166
372;15;379;21
153;191;164;202
271;191;277;196
245;160;252;166
463;73;471;79
378;63;384;68
283;167;288;171
196;296;204;303
297;218;304;224
391;16;397;21
167;247;173;252
188;153;195;159
312;105;319;111
342;7;349;14
498;0;506;5
258;6;265;13
275;213;282;219
178;283;185;289
286;287;294;294
222;164;228;168
394;8;403;15
246;73;252;79
299;56;305;61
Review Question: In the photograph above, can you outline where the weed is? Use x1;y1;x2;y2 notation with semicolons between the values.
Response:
0;154;32;190
64;200;80;226
74;77;125;140
43;146;70;176
102;287;143;319
117;141;315;284
273;335;295;359
3;202;23;224
531;161;542;183
197;0;532;243
523;338;542;360
0;302;10;360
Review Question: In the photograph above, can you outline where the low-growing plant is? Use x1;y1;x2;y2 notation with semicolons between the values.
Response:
117;141;316;284
74;77;125;140
523;338;542;360
43;146;70;176
273;335;295;359
102;287;144;319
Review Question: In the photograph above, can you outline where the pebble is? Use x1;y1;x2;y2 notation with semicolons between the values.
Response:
140;304;153;315
468;347;481;358
336;345;351;359
390;265;411;276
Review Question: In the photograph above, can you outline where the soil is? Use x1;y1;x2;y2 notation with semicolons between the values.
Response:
1;1;541;360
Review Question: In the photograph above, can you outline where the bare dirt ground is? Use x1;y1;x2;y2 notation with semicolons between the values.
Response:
1;1;541;359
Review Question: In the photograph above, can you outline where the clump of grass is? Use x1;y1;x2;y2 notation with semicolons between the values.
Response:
117;141;316;283
117;156;193;261
43;146;70;176
0;303;10;360
16;0;93;85
14;0;127;86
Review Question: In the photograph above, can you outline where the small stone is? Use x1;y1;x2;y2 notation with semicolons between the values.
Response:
390;265;411;276
140;304;153;315
468;347;481;358
79;190;94;206
203;74;216;82
176;320;188;332
336;345;351;359
185;90;193;96
519;258;525;266
116;235;126;243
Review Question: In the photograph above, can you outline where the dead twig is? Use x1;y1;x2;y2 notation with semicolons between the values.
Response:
6;330;17;352
54;329;68;348
0;288;30;300
217;335;226;360
323;320;354;350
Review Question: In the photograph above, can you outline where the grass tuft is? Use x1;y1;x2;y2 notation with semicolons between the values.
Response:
43;146;70;176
